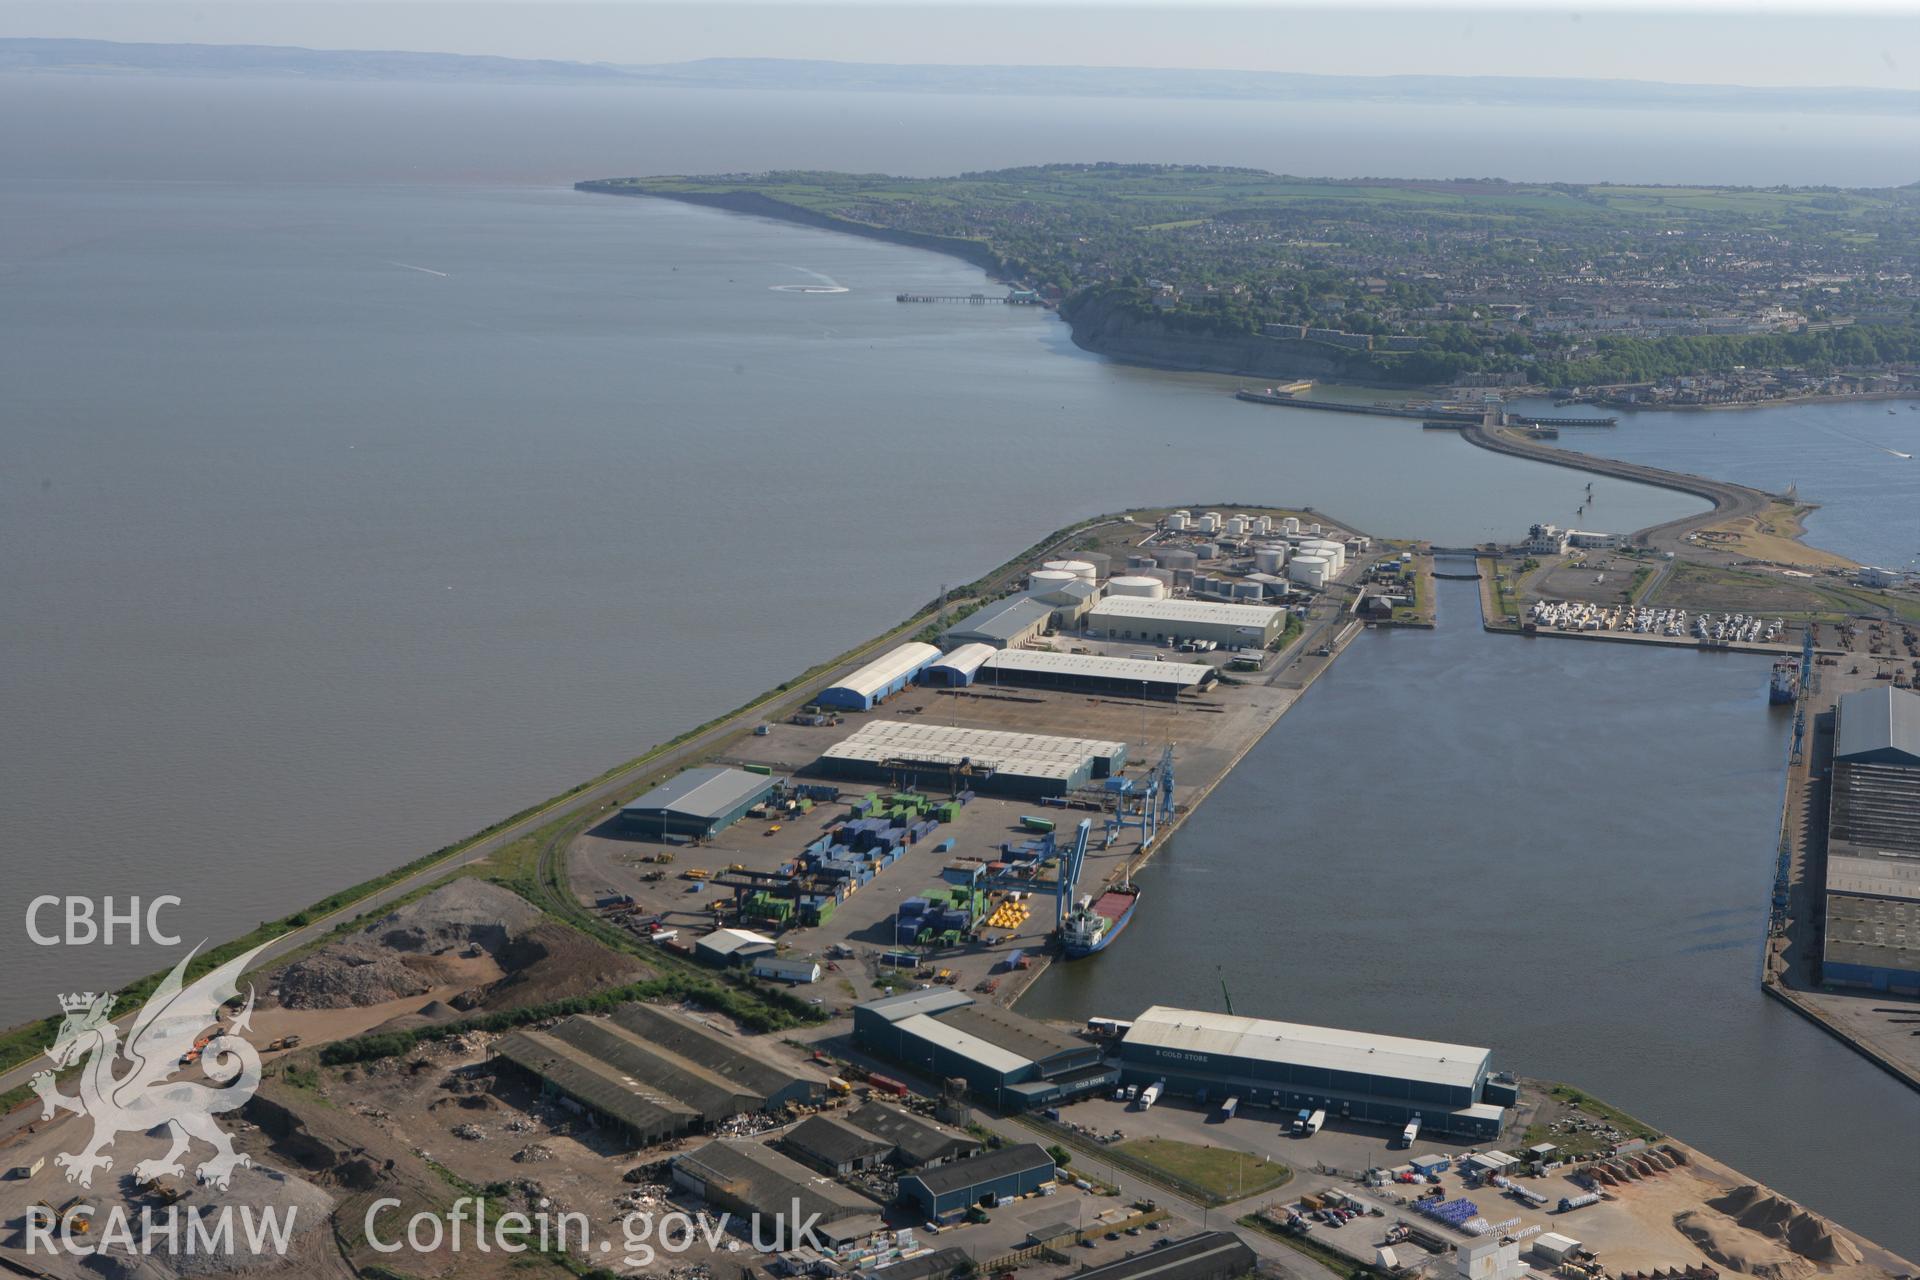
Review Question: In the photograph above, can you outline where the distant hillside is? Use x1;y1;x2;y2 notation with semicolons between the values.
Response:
6;38;1920;118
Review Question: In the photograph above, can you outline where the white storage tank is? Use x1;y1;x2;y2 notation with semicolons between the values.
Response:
1224;515;1248;537
1308;522;1324;535
1281;516;1301;535
1254;515;1273;535
1196;513;1220;535
1043;559;1098;582
1108;575;1169;599
1028;569;1077;595
1165;512;1190;532
1254;546;1288;574
1289;555;1332;588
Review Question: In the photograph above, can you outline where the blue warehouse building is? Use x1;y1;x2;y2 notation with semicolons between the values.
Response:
619;767;776;840
817;643;942;711
1115;1006;1506;1141
1821;687;1920;994
897;1143;1057;1220
854;990;1116;1111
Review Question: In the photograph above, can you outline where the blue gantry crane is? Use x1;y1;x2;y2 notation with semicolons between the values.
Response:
1055;818;1092;931
1102;745;1177;850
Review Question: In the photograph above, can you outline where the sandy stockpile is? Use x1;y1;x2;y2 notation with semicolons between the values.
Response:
73;1164;339;1280
276;881;540;1010
1707;1186;1866;1266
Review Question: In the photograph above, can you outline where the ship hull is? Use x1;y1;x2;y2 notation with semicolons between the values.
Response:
1063;892;1139;958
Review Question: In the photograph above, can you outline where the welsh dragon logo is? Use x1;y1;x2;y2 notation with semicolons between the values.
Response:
30;940;274;1190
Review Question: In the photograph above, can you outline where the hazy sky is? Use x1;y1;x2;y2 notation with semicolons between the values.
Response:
3;1;1918;89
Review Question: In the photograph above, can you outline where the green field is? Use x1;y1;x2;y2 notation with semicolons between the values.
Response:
1109;1137;1292;1202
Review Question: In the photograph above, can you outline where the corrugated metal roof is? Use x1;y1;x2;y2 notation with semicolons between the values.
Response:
623;767;775;821
1835;687;1920;764
697;927;778;957
892;1012;1032;1076
901;1143;1054;1197
943;596;1054;643
861;988;974;1024
1124;1006;1489;1091
1087;597;1283;628
825;643;942;702
495;1029;698;1133
674;1139;880;1223
1827;854;1920;902
823;720;1123;783
981;649;1213;688
928;643;996;679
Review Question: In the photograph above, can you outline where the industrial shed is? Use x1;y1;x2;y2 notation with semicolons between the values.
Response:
608;1003;823;1111
696;927;779;966
897;1143;1056;1219
491;1028;699;1147
1068;1233;1256;1280
854;990;1114;1110
671;1139;885;1247
1822;687;1920;993
819;720;1127;799
977;650;1217;700
922;643;995;687
1116;1006;1504;1139
1083;597;1285;648
843;1102;980;1167
619;767;776;840
817;643;942;711
780;1114;895;1175
940;596;1054;650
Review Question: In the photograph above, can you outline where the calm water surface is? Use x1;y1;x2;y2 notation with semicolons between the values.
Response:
1024;578;1920;1256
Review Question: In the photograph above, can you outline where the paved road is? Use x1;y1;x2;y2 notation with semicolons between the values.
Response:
1461;420;1772;556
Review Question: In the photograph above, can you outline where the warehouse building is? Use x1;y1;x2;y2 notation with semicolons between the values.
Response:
896;1143;1057;1220
1114;1006;1505;1139
619;767;776;840
1068;1233;1256;1280
1082;597;1286;648
1822;687;1920;993
492;1028;699;1147
922;643;995;687
819;720;1128;799
854;989;1116;1110
671;1139;886;1247
977;650;1217;701
818;643;942;711
608;1003;824;1111
940;596;1055;650
696;927;778;966
843;1102;980;1167
780;1114;895;1175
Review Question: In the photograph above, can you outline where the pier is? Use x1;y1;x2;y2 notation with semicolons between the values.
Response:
897;291;1044;305
1237;387;1616;428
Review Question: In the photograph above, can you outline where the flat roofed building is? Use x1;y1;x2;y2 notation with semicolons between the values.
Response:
819;720;1127;799
818;643;942;711
619;767;776;840
977;650;1216;701
547;1015;759;1121
671;1139;885;1247
492;1028;699;1148
1083;596;1284;648
1117;1006;1502;1139
844;1102;980;1167
1066;1233;1256;1280
1822;688;1920;992
896;1143;1056;1219
940;596;1054;650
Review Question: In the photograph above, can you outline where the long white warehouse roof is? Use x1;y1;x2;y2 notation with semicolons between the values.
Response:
981;649;1213;688
826;642;942;700
1087;596;1284;628
1124;1005;1490;1091
822;719;1123;782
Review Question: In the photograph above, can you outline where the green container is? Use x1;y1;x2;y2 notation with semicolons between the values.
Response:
742;763;773;776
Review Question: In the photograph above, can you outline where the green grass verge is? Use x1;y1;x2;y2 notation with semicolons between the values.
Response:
1109;1138;1292;1202
1520;1083;1664;1157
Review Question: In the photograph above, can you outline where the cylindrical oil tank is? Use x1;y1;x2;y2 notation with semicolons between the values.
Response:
1224;516;1248;537
1155;548;1199;570
1043;559;1097;582
1080;551;1112;580
1282;516;1301;535
1165;512;1190;532
1192;542;1219;559
1254;546;1287;573
1289;554;1332;588
1128;554;1157;570
1196;514;1220;534
1028;569;1077;594
1172;568;1196;587
1140;566;1174;585
1109;575;1168;599
1308;522;1324;535
1231;581;1263;600
1254;515;1273;534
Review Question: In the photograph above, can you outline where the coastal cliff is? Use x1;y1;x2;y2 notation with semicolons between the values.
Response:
1060;288;1366;381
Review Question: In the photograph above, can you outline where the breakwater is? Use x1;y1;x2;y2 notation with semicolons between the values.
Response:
1236;387;1617;427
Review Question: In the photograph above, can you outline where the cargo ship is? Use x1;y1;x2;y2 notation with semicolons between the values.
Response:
1769;658;1800;705
1061;885;1140;957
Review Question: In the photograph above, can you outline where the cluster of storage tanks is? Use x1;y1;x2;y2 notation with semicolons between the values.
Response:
1164;509;1284;538
1286;538;1348;590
